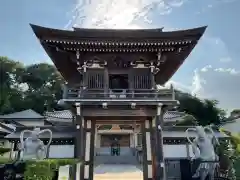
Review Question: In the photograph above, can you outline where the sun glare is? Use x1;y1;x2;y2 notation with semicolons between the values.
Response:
67;0;155;29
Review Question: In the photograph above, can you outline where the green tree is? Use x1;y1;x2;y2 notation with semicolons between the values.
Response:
219;128;240;155
0;57;25;114
21;63;64;114
219;128;240;179
176;91;226;125
0;57;64;114
175;114;198;126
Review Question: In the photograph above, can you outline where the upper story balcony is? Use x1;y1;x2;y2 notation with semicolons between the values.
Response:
61;85;178;105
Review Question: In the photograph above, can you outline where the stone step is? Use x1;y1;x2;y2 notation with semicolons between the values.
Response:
95;154;139;165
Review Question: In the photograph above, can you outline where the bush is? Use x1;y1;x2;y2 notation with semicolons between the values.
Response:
23;158;80;180
0;147;11;155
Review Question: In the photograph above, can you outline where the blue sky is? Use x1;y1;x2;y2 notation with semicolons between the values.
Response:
0;0;239;111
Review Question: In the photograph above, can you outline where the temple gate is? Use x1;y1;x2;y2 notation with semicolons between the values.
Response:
31;24;206;180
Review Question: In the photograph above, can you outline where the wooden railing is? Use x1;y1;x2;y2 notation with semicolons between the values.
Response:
65;88;175;100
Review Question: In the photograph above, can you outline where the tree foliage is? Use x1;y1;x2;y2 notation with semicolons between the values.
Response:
219;128;240;155
0;57;64;114
175;114;198;126
176;91;226;125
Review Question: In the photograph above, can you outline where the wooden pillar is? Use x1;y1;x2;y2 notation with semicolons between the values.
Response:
141;121;148;180
151;117;156;180
146;119;153;180
155;104;166;180
104;68;108;97
75;103;85;180
142;119;154;180
84;119;96;180
94;126;98;155
150;73;155;88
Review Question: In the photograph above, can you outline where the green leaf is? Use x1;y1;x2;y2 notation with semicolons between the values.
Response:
23;158;80;180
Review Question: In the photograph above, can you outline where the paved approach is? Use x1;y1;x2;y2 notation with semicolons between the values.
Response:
58;164;143;180
94;164;143;180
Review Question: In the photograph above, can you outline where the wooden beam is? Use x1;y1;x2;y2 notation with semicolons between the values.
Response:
84;116;152;121
95;120;142;124
83;109;156;117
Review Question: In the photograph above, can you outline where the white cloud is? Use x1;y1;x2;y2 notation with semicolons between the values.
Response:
166;80;191;93
191;69;206;96
65;0;188;29
215;68;239;75
200;65;239;75
200;65;212;72
172;65;240;111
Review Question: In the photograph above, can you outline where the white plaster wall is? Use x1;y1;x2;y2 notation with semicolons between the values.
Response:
18;120;44;126
49;145;74;158
1;140;13;158
163;145;187;158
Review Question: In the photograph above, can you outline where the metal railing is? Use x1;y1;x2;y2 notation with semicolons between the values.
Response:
65;88;175;100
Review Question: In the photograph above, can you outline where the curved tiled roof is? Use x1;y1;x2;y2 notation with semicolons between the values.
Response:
45;110;185;122
31;24;206;39
30;24;206;85
0;109;44;120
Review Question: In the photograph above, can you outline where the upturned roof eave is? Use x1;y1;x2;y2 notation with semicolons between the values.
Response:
30;24;207;84
30;24;207;41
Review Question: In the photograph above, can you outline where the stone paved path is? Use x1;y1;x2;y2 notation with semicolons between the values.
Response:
94;164;143;180
57;164;143;180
